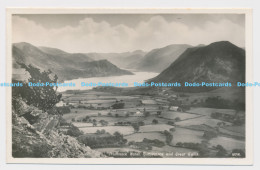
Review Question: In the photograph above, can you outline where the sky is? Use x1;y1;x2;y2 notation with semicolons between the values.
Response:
12;14;245;53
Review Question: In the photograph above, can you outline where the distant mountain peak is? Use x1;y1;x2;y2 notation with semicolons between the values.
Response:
149;41;245;92
131;43;192;72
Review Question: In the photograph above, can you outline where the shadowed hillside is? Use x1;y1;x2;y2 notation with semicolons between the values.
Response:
149;41;245;92
13;42;133;81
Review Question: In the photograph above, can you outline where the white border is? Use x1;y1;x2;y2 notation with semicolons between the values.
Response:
5;8;253;165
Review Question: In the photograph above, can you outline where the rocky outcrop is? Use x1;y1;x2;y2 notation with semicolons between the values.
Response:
12;98;103;158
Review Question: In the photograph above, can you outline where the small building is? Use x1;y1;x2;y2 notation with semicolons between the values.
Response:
170;94;178;99
56;101;65;107
136;110;142;115
169;106;179;111
135;109;143;117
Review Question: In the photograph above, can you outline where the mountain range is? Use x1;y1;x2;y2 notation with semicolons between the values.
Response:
12;42;133;81
87;50;146;69
13;41;245;93
130;44;192;72
89;44;192;72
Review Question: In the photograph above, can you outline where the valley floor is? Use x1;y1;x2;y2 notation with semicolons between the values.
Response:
61;88;245;158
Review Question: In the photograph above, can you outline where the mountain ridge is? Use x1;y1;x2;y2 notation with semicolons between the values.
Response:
148;41;245;92
12;42;133;81
131;44;192;72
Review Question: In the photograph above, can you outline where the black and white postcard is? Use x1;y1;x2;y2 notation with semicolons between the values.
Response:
6;8;253;165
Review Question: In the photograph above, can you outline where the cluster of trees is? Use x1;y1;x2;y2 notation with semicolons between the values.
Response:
174;117;181;122
76;104;109;110
114;121;132;126
163;130;173;145
106;112;121;117
111;102;125;109
72;116;108;127
152;119;158;124
59;117;71;127
96;129;107;135
176;142;202;149
142;138;165;147
78;131;127;148
56;106;71;114
128;138;165;150
66;124;83;137
214;145;227;157
144;111;150;117
131;123;140;132
99;120;109;126
137;121;145;126
203;130;218;139
12;63;61;112
211;112;244;125
176;141;210;157
81;116;91;122
175;141;241;158
195;96;245;111
167;121;175;126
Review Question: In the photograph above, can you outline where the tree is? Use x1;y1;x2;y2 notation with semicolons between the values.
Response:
215;145;227;157
13;63;61;112
111;102;125;109
82;116;90;122
163;130;173;145
113;131;122;138
170;128;175;132
92;119;97;126
174;117;181;122
100;129;106;134
131;123;140;132
168;121;175;126
99;120;108;126
93;122;97;127
152;119;158;124
138;121;145;126
66;125;83;137
144;111;150;117
203;131;218;139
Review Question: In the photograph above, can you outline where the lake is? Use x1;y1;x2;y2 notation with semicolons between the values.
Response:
58;71;158;92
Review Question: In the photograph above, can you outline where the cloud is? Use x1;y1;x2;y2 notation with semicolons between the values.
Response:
12;15;245;53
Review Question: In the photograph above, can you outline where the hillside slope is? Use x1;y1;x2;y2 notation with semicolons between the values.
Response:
13;42;133;81
133;44;191;72
149;41;245;91
87;50;146;69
